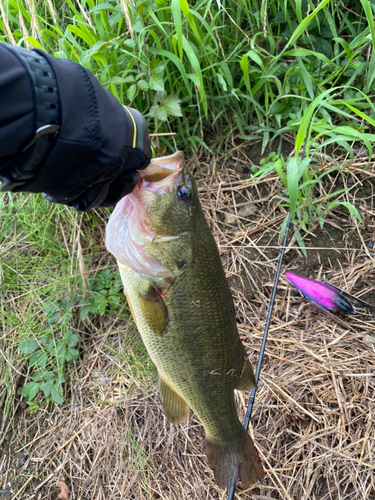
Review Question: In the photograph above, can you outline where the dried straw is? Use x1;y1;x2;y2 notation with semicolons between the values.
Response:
4;147;375;499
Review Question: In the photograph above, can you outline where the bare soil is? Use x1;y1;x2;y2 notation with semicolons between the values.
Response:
1;143;375;500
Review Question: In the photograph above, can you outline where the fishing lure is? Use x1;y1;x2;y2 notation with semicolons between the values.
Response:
285;272;372;329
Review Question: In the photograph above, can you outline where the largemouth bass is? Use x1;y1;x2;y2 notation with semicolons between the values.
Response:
105;151;264;489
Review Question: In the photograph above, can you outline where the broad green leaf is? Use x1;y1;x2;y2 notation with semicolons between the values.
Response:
150;104;168;122
274;158;287;186
298;158;311;178
337;202;362;222
137;80;149;91
179;0;203;43
51;387;63;404
261;131;270;155
296;0;303;23
21;381;36;398
40;382;52;397
19;37;45;51
29;350;48;368
123;39;136;49
240;54;251;95
332;37;353;59
365;51;375;94
127;84;137;102
47;312;59;325
80;304;93;321
66;348;79;361
360;0;375;54
161;95;182;117
67;25;96;47
19;339;39;355
20;380;40;401
149;73;164;91
33;370;55;381
65;330;79;348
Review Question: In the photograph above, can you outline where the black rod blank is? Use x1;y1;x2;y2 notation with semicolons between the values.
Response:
227;213;291;500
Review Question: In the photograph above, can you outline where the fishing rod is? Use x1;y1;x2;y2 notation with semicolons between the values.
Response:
226;70;320;498
226;213;291;500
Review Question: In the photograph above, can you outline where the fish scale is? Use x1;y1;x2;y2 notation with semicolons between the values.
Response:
106;151;264;489
118;224;241;441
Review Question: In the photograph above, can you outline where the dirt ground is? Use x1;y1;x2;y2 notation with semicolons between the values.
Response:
1;143;375;500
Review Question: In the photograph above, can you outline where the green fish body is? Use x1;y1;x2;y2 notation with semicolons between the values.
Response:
106;152;264;489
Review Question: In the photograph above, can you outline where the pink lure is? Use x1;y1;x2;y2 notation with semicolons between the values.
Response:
285;272;354;314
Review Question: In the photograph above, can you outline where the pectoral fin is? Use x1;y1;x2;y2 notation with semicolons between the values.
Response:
236;359;257;391
159;378;189;424
138;287;168;336
124;291;138;328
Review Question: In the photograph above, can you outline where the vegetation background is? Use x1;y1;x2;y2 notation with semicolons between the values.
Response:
0;0;375;499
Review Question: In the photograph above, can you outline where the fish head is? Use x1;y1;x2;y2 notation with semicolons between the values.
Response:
106;151;199;279
136;151;198;236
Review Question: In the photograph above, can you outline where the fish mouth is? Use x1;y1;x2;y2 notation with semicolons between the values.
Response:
139;151;184;187
106;151;188;278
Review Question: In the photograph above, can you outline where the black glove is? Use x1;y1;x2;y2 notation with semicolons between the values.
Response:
0;43;151;211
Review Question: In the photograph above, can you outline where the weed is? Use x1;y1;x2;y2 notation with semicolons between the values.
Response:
0;0;374;414
251;148;363;255
78;268;123;320
20;329;78;408
17;267;125;409
1;1;374;153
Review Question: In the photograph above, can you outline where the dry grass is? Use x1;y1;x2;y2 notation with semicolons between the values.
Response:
2;149;375;500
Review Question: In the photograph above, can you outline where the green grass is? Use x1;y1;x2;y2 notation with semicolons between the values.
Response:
0;0;375;411
0;195;79;410
1;0;374;151
0;193;132;412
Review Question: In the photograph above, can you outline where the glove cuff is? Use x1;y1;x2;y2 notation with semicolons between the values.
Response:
0;45;61;191
123;106;152;162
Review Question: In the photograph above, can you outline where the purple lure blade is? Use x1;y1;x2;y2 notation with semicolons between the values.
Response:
285;272;354;314
322;280;373;308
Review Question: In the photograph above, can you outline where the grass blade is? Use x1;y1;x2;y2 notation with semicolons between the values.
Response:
287;157;300;220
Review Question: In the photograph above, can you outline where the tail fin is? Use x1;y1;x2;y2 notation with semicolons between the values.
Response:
206;431;264;490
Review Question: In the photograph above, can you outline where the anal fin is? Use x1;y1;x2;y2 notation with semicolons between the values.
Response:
236;359;257;391
159;378;188;424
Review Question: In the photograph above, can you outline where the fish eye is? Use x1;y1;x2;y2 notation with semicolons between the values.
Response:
177;185;191;201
